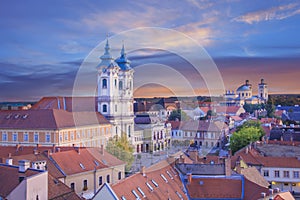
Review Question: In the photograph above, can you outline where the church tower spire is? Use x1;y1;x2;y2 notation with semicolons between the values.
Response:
115;41;131;71
97;37;118;70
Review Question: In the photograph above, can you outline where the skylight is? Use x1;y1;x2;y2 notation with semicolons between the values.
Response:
102;159;107;165
121;196;126;200
166;171;174;179
176;191;184;200
94;160;99;166
131;190;141;200
161;174;168;183
137;187;146;198
79;163;85;169
146;182;153;192
151;179;159;187
171;168;177;176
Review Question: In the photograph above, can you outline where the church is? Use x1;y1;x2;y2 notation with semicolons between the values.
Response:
97;38;134;140
224;79;268;106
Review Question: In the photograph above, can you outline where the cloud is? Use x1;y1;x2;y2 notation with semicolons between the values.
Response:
186;0;215;10
233;3;300;24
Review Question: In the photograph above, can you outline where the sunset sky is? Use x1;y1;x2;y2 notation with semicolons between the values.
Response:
1;0;300;101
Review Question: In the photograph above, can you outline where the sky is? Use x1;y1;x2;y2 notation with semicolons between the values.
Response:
0;0;300;101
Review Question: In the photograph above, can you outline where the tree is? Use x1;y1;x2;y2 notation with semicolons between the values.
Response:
106;134;134;172
168;109;189;121
230;121;265;154
265;103;275;117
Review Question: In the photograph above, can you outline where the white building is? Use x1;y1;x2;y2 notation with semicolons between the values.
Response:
224;79;268;106
97;39;134;142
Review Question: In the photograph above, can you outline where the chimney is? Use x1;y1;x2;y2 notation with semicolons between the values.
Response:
225;158;232;176
63;97;67;110
19;160;30;173
52;144;56;153
187;173;192;184
8;153;12;158
245;146;249;154
269;189;273;195
261;192;266;198
16;144;20;152
235;161;241;174
178;155;185;163
47;149;52;158
57;147;61;152
141;166;146;176
189;150;198;163
100;145;104;155
6;158;13;165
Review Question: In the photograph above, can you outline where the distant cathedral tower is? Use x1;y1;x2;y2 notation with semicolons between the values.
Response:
258;78;268;102
97;38;134;139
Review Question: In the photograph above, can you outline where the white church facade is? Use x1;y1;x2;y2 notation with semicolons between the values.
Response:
224;79;268;106
97;39;134;141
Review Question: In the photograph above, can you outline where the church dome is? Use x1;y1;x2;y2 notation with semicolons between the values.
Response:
237;80;252;92
237;85;251;92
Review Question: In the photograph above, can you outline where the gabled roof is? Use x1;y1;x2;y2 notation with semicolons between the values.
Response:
0;109;110;130
0;164;42;198
181;120;228;132
185;177;242;199
50;148;108;175
111;162;187;200
240;167;269;188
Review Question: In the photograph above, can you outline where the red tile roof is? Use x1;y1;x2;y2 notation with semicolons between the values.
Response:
186;177;242;199
48;175;82;200
0;109;110;130
200;106;244;115
50;148;108;175
112;163;187;200
31;96;97;112
0;164;41;198
86;148;125;167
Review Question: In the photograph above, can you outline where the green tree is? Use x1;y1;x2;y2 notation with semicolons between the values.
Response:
106;134;134;172
168;109;189;121
230;120;265;154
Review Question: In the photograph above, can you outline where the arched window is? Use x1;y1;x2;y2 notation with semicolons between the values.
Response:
107;175;110;183
118;172;122;180
102;104;107;112
102;79;107;88
114;79;117;87
119;81;123;90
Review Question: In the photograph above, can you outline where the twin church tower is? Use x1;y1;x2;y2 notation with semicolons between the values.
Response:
96;39;134;139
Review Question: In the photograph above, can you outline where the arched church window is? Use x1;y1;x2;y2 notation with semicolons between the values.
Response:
102;79;107;89
102;104;107;113
119;81;123;90
114;79;117;88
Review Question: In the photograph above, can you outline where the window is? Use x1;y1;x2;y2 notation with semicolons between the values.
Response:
294;171;299;178
128;126;131;138
70;132;74;140
83;180;88;191
114;79;117;87
2;132;7;141
59;134;62;142
118;172;122;180
64;133;68;141
102;104;107;113
24;133;29;142
34;133;39;143
70;183;75;191
13;133;18;142
283;171;290;178
119;81;123;90
263;170;269;177
115;104;117;112
102;79;107;88
99;176;103;185
45;134;51;143
107;175;110;183
274;170;280;178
